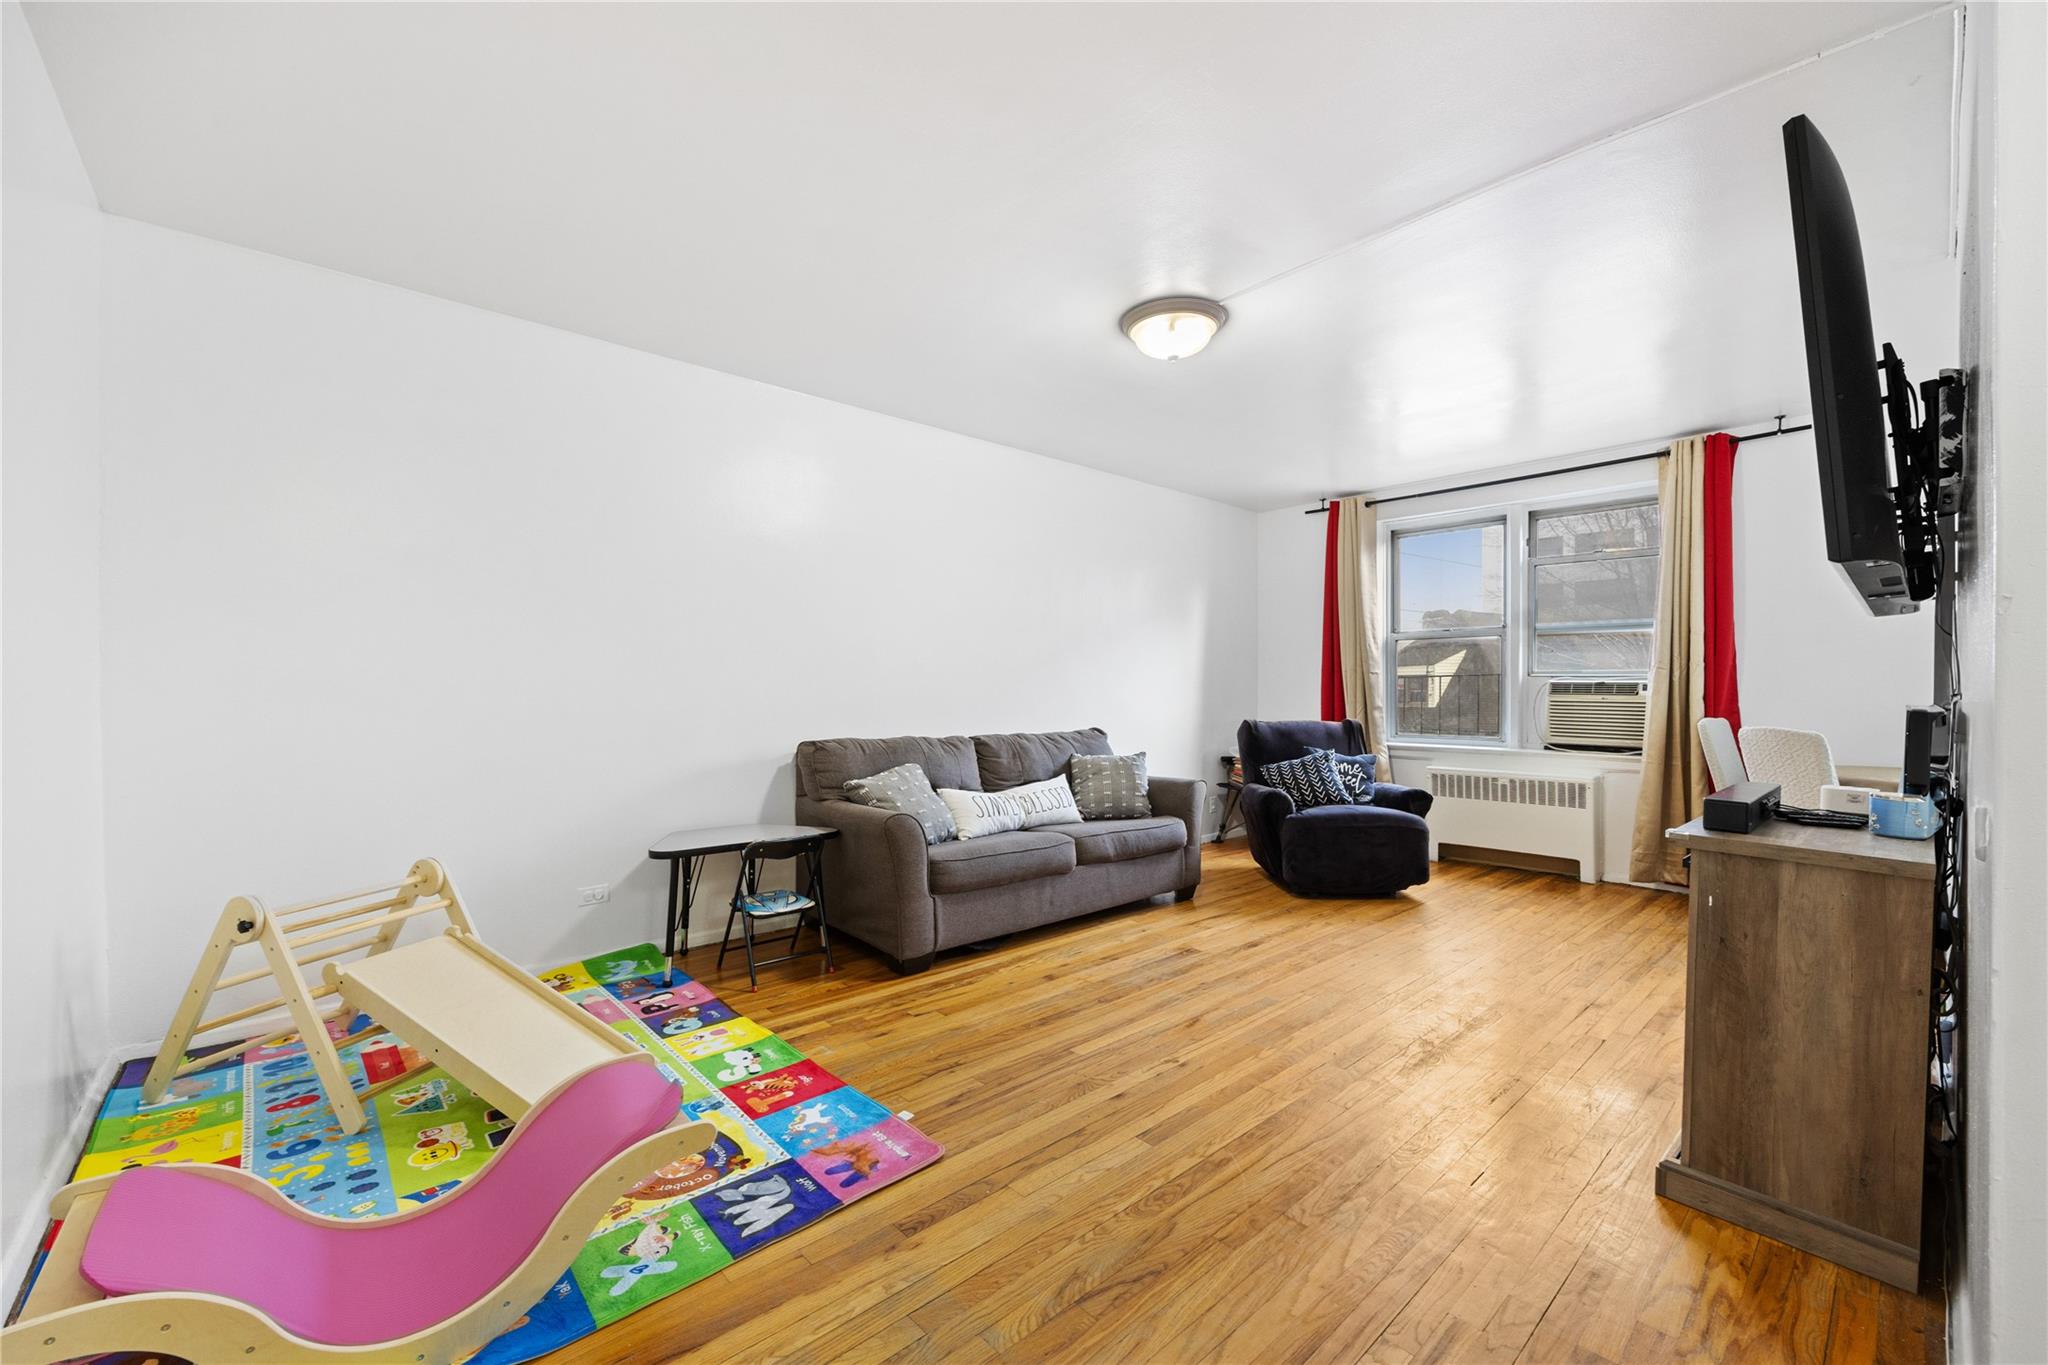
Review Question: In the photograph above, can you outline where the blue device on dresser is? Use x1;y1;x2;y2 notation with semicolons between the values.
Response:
1870;790;1938;840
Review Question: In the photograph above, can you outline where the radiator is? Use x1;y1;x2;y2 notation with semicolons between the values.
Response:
1424;766;1603;884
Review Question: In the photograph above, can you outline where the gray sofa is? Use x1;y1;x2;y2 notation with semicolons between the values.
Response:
793;728;1205;973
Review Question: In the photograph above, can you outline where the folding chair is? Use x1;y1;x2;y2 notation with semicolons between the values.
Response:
717;837;834;989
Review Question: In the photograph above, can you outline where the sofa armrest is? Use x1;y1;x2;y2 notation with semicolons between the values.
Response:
1146;776;1207;845
1240;780;1295;824
1147;775;1208;895
1370;782;1434;819
796;795;935;966
1238;781;1294;879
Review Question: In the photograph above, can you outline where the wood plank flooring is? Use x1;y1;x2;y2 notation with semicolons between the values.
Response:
569;845;1942;1364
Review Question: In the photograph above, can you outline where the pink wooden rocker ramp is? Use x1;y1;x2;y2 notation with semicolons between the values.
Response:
2;1056;713;1364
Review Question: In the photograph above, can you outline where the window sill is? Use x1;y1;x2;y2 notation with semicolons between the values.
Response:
1387;741;1644;772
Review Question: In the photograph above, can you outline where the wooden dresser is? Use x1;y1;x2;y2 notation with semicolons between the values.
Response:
1656;816;1936;1290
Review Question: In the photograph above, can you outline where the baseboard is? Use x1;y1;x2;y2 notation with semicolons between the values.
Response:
1435;842;1585;879
3;1046;128;1317
680;922;730;951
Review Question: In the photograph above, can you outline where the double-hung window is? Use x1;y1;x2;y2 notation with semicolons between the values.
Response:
1388;519;1507;740
1527;500;1661;675
1382;493;1661;747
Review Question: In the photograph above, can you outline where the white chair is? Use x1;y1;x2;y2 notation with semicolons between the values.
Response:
1739;726;1839;809
1697;718;1747;792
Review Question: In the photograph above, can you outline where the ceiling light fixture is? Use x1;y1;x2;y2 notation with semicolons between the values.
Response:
1119;296;1227;361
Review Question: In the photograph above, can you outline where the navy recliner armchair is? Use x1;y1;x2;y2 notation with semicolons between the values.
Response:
1236;718;1433;897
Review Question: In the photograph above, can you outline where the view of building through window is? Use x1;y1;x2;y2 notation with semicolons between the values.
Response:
1530;502;1660;674
1391;521;1506;738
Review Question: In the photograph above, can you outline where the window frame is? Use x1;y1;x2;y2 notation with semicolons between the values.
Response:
1524;496;1661;680
1378;481;1660;750
1386;515;1510;745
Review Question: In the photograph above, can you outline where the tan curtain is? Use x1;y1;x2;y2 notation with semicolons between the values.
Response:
1629;436;1711;883
1334;496;1390;773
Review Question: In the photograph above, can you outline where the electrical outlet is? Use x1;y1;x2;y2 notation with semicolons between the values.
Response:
578;884;610;906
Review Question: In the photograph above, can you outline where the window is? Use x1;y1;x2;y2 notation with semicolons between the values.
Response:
1528;500;1660;675
1389;520;1506;739
1382;493;1661;747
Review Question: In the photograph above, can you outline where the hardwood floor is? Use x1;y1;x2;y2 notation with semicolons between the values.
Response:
572;845;1943;1364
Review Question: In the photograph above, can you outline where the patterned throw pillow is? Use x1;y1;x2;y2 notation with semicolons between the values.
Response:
1259;751;1353;810
1069;752;1151;819
1312;748;1377;803
1006;774;1084;828
842;763;956;844
937;787;1026;841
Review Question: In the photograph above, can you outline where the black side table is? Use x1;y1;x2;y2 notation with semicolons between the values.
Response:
646;824;839;959
1213;755;1245;843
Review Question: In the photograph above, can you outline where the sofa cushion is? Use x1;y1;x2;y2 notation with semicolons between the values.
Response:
1035;815;1186;865
1260;751;1353;810
1313;748;1377;802
1008;775;1083;828
843;763;957;845
972;729;1113;791
936;787;1025;840
797;735;979;801
926;829;1076;894
1070;752;1152;819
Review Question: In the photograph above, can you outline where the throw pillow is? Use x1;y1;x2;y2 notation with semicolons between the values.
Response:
1312;748;1378;803
1006;774;1084;828
842;763;957;844
1070;751;1152;819
937;787;1026;841
1260;751;1353;810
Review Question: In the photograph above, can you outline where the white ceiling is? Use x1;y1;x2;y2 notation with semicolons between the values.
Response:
25;2;1959;510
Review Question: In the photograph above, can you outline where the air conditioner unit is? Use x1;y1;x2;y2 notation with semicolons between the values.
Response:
1543;678;1650;752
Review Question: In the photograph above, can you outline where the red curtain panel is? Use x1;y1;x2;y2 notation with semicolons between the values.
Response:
1320;502;1346;722
1702;432;1742;734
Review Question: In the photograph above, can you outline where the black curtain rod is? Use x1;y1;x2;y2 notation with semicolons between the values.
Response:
1303;417;1815;514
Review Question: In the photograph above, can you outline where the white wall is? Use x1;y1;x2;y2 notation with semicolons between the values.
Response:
0;0;113;1291
1730;429;1945;762
1255;501;1325;729
1950;4;2047;1361
91;217;1259;1049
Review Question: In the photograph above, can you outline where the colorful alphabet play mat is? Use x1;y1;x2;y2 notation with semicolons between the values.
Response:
45;942;942;1363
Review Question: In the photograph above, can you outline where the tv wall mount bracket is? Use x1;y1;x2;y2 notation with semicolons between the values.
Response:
1880;346;1967;604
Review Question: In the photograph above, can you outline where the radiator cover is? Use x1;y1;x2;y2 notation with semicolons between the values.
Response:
1425;766;1604;884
